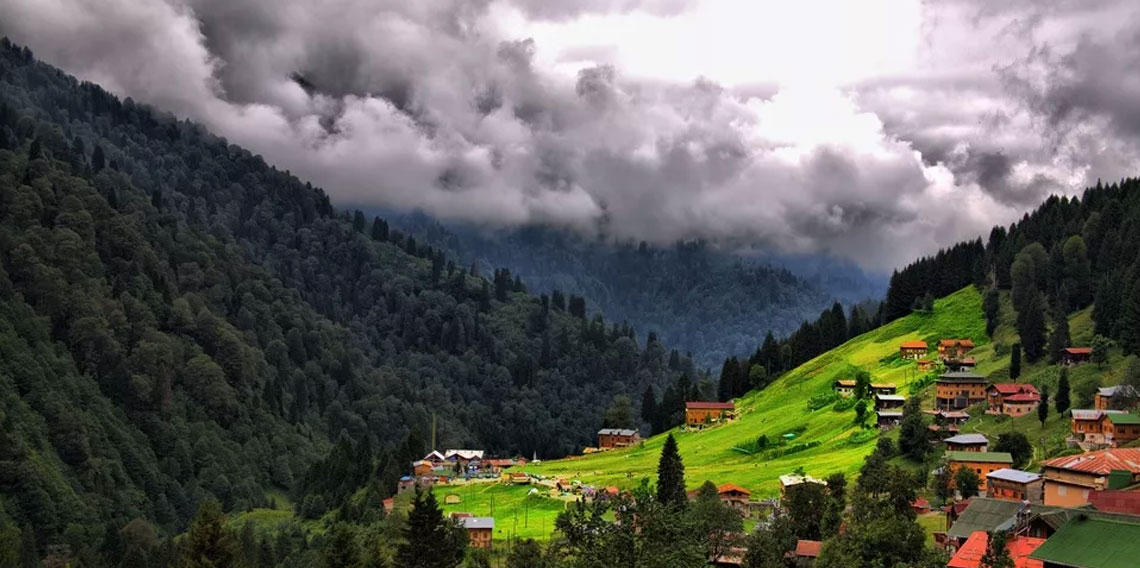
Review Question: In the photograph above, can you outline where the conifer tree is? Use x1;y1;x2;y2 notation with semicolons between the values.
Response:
980;531;1014;568
1056;368;1071;415
656;434;687;508
1048;298;1071;364
1018;291;1048;362
897;397;928;461
1010;343;1021;379
397;490;467;568
179;501;237;568
1037;387;1049;426
640;386;658;433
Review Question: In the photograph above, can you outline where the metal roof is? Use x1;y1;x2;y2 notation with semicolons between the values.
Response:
947;497;1022;539
938;371;986;382
460;517;495;530
686;401;735;410
597;428;638;436
945;451;1013;464
986;468;1041;484
1028;516;1140;568
1108;414;1140;425
1041;448;1140;475
944;434;989;445
875;394;906;401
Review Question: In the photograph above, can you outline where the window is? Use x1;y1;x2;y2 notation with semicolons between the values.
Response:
1057;485;1067;496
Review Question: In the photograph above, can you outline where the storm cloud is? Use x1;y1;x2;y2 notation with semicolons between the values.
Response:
1;0;1137;271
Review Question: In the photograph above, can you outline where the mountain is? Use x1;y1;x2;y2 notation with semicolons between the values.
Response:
380;212;886;368
0;38;700;547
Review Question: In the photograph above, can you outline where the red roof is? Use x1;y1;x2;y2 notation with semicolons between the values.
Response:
1064;347;1093;355
1041;448;1140;475
940;338;975;347
604;486;620;495
943;498;973;516
912;497;930;509
990;383;1039;396
901;340;928;349
947;531;1044;568
484;458;515;467
1089;490;1140;515
686;401;735;410
794;540;822;558
717;483;751;496
1004;393;1042;403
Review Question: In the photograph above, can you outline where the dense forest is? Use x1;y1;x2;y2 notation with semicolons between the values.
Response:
0;38;708;559
385;214;885;368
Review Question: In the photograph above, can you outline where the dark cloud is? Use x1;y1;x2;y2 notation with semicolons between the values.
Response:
1;0;1136;271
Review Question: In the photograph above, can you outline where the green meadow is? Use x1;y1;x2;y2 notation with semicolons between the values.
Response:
436;482;571;541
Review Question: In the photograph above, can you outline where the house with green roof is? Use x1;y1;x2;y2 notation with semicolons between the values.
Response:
1104;413;1140;447
1029;515;1140;568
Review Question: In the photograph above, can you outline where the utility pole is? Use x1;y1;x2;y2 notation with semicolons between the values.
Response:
430;413;437;452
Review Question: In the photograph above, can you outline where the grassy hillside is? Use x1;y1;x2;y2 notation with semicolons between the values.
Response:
525;286;988;495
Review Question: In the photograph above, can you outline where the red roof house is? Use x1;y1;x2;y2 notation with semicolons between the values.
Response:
947;531;1044;568
794;539;822;559
911;496;931;514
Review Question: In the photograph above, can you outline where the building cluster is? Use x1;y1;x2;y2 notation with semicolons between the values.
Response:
400;449;528;494
936;446;1140;567
831;379;906;428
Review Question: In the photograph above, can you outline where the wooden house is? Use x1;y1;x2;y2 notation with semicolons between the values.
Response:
874;394;905;410
597;428;640;449
944;357;977;372
945;433;989;452
412;460;434;476
1070;409;1127;444
1060;347;1092;366
876;410;902;428
1104;413;1140;447
917;358;935;372
1096;385;1138;410
833;379;856;397
717;483;752;511
793;540;821;566
1027;516;1140;568
986;469;1044;504
423;450;447;467
459;517;494;549
938;339;975;361
871;383;898;396
945;451;1014;491
779;474;826;500
936;372;988;411
911;496;931;515
1040;448;1140;507
685;401;735;426
986;383;1041;417
899;340;928;360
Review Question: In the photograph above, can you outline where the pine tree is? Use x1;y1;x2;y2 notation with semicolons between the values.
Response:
397;490;467;568
1047;298;1071;364
1056;368;1071;415
897;397;928;461
1010;344;1021;379
1038;387;1049;427
179;501;237;568
656;434;687;508
983;287;1001;336
980;531;1014;568
1018;291;1048;362
1120;281;1140;356
640;386;658;433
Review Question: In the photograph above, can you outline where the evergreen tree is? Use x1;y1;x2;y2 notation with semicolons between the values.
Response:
1091;335;1112;366
1018;291;1048;362
91;144;105;172
640;386;658;433
656;434;687;508
1047;298;1071;364
1010;343;1021;379
993;432;1032;469
506;539;546;568
954;467;980;499
897;397;928;461
1120;281;1140;356
323;524;361;568
370;217;389;241
1038;387;1049;426
178;501;237;568
983;287;1001;336
397;490;467;568
980;531;1014;568
1056;368;1071;414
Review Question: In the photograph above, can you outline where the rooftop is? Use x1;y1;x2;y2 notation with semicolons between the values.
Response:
940;338;975;347
947;497;1023;539
597;428;638;436
871;383;897;389
834;379;856;387
875;394;906;402
1041;448;1140;475
1004;393;1042;403
945;451;1013;464
459;517;495;530
1064;347;1093;355
1072;409;1125;421
945;434;989;446
1099;385;1139;398
1029;516;1140;568
990;383;1039;396
779;474;826;487
717;483;751;496
900;340;928;349
1108;414;1140;425
987;468;1041;484
876;410;903;418
685;401;735;410
444;449;484;460
794;540;822;558
1090;490;1140;516
938;371;986;382
947;531;1044;568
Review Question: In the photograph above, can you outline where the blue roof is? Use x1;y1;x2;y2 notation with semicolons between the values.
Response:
986;468;1041;483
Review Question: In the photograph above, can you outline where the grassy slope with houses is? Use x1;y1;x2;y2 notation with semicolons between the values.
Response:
524;286;988;495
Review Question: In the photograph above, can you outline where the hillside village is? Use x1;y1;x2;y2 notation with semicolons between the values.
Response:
388;284;1140;567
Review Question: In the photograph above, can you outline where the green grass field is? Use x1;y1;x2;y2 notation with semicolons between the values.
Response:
526;286;989;497
436;482;571;541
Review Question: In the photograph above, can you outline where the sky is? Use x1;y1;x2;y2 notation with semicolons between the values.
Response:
2;0;1138;271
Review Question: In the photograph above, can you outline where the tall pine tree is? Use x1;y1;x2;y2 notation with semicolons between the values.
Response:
397;490;467;568
1047;298;1071;364
656;434;687;508
1056;368;1071;415
1010;344;1021;380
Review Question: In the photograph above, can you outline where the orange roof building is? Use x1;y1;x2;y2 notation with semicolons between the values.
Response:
1040;448;1140;507
947;531;1044;568
685;401;735;426
900;340;928;360
794;539;822;559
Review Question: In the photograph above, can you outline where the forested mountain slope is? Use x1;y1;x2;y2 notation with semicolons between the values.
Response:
0;39;698;544
386;214;885;368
